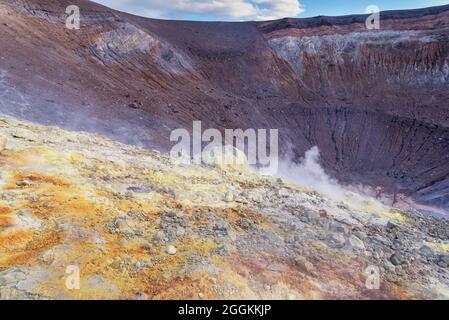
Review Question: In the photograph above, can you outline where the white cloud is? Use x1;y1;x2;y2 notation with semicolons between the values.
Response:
95;0;304;20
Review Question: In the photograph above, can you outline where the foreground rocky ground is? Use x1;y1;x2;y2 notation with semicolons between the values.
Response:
2;0;449;211
0;116;449;300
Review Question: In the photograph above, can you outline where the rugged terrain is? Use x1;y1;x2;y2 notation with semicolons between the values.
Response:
1;116;449;300
0;0;449;300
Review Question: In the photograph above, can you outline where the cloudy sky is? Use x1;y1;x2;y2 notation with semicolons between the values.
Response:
94;0;449;21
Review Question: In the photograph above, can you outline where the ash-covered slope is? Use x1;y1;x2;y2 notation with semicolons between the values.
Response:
0;0;449;211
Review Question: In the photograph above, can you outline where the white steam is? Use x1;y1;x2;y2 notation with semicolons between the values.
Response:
277;146;446;216
278;146;346;200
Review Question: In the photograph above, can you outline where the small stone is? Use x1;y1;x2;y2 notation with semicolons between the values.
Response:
392;239;402;249
353;230;367;240
211;246;229;256
247;192;263;203
347;235;365;251
277;188;289;197
327;232;346;248
386;221;399;233
319;209;328;218
299;214;310;224
224;191;234;202
214;221;228;232
286;292;296;300
372;248;384;260
16;181;31;187
395;265;406;276
384;260;396;272
436;255;449;268
115;219;128;229
136;293;149;300
237;219;253;230
162;272;171;281
115;219;134;234
390;252;404;266
40;250;55;265
153;231;166;243
166;245;177;255
143;241;153;252
295;256;315;274
329;221;348;234
198;293;204;299
163;211;177;218
419;245;434;258
117;239;127;247
176;227;185;238
337;202;349;210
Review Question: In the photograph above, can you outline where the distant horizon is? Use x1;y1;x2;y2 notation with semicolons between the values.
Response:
93;0;449;22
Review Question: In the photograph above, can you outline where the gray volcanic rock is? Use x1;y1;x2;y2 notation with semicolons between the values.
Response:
0;0;448;211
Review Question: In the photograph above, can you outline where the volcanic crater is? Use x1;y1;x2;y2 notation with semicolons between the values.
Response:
0;0;448;212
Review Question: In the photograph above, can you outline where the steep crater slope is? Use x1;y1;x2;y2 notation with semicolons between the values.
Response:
257;9;449;210
0;0;448;211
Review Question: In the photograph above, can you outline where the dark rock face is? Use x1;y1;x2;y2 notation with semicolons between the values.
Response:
0;0;448;211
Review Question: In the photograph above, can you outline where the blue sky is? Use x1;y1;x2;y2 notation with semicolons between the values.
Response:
94;0;449;21
301;0;449;17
